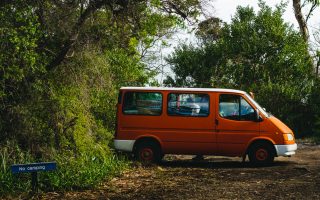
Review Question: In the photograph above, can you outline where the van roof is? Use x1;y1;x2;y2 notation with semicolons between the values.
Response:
120;87;246;94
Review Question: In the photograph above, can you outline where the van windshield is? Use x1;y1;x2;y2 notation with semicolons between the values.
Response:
245;93;270;118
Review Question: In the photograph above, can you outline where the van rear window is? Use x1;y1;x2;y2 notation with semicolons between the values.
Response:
123;92;162;116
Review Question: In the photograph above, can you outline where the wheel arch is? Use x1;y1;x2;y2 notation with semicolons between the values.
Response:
245;138;277;156
133;135;162;153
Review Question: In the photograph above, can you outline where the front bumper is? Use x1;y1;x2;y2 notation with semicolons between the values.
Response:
274;143;297;156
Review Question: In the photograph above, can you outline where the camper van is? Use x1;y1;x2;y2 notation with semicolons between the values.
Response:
114;87;297;165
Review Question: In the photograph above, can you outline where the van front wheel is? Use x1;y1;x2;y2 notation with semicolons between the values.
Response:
248;143;275;166
135;142;161;164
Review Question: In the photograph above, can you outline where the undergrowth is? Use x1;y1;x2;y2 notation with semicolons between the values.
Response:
0;142;129;197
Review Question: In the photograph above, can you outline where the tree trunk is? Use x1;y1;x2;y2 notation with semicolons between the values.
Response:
317;58;320;76
293;0;309;42
46;0;112;71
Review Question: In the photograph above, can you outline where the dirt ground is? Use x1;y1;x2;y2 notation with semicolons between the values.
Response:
41;142;320;200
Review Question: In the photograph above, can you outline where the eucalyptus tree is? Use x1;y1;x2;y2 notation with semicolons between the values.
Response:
0;0;205;151
166;2;315;136
292;0;320;42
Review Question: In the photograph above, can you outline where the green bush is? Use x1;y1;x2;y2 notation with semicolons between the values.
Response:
40;152;128;191
0;141;35;195
0;141;129;197
0;49;144;197
308;78;320;139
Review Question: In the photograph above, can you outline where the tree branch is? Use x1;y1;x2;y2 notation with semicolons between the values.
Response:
306;2;317;22
161;0;187;19
46;0;108;71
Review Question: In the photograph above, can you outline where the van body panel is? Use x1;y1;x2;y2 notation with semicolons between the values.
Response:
259;126;283;144
259;116;291;145
117;90;217;155
115;87;297;159
268;116;293;134
244;136;276;154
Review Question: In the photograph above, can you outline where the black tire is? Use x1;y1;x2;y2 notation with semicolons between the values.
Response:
134;142;161;164
248;142;275;166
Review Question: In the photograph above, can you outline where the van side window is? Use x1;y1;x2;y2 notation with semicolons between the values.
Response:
123;92;162;115
168;93;209;117
219;94;255;121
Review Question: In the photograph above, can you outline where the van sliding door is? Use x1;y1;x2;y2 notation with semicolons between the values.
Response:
161;92;217;155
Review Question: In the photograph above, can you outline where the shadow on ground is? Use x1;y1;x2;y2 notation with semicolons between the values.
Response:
158;156;295;169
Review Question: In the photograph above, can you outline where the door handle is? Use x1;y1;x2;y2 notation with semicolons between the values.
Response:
215;119;219;125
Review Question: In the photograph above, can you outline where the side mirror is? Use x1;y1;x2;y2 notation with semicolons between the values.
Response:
254;109;262;122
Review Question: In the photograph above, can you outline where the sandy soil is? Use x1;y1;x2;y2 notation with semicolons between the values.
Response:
40;142;320;200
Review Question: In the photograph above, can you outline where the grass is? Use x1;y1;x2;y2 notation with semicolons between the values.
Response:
40;153;129;191
0;143;129;198
310;136;320;144
0;142;34;196
296;136;320;145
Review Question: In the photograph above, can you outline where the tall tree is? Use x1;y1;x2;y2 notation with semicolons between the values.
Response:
0;0;204;150
166;2;315;136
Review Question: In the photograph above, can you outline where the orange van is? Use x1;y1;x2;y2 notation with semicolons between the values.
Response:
114;87;297;165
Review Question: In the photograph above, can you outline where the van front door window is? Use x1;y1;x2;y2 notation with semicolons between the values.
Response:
219;94;255;121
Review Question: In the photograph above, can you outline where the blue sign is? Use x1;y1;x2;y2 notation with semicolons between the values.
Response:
11;162;56;174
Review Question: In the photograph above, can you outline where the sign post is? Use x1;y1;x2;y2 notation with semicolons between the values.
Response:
11;162;57;193
31;172;38;192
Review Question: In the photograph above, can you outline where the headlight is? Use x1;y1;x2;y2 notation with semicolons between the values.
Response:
283;133;294;141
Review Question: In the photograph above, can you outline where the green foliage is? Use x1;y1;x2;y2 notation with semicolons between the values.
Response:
307;78;320;137
195;17;223;43
40;153;128;191
0;37;151;198
0;0;203;197
0;141;128;196
0;2;43;86
166;2;316;137
0;48;140;197
0;141;34;195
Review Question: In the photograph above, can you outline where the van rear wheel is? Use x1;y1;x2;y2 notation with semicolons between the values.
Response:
248;143;275;166
135;142;161;164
